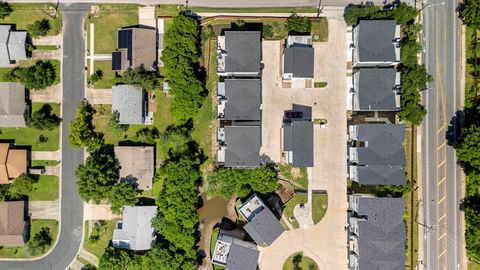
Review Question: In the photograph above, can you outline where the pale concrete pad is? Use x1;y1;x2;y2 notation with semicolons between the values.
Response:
32;49;62;60
30;84;62;103
139;6;156;28
32;34;62;46
30;200;59;219
86;88;112;104
258;19;348;270
78;248;99;266
83;203;121;220
44;165;61;177
31;150;61;160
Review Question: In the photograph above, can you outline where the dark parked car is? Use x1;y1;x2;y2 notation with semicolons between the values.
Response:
285;111;303;119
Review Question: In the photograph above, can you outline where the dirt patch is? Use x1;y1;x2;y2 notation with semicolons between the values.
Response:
291;167;301;179
278;179;294;204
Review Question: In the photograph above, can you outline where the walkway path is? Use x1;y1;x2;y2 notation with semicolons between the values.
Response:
31;150;61;160
29;200;59;220
85;88;112;104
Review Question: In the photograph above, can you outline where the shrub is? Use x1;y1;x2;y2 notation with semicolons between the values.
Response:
285;12;311;34
29;104;61;130
8;60;56;90
27;19;51;38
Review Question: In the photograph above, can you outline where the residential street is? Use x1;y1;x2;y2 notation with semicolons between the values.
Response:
422;0;464;269
0;3;88;269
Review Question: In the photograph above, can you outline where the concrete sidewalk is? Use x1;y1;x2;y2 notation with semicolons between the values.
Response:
30;200;59;219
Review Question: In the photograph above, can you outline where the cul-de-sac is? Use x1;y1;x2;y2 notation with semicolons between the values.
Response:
0;0;474;270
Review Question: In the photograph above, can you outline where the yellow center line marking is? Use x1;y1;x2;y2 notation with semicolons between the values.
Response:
438;213;446;222
437;196;446;204
439;249;447;258
436;142;446;151
436;125;446;133
437;177;446;185
437;160;446;168
438;232;446;240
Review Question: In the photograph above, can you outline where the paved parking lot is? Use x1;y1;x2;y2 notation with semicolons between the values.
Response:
259;19;348;270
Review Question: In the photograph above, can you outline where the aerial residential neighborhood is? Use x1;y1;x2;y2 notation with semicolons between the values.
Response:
0;1;473;270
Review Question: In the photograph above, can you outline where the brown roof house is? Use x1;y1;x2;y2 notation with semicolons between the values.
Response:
114;146;154;190
112;26;157;71
0;201;27;246
0;82;28;128
0;143;27;184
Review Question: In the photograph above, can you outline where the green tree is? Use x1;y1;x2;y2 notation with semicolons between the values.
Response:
88;69;104;85
262;24;274;39
107;111;128;138
8;60;56;90
285;12;312;34
69;100;104;152
108;182;140;214
29;104;61;130
131;246;195;270
117;68;159;91
343;5;382;25
75;152;119;202
28;227;52;255
459;0;480;29
456;125;480;171
27;19;51;38
201;24;214;41
134;127;159;144
0;2;12;20
9;174;36;198
99;247;133;270
207;166;279;199
390;3;418;25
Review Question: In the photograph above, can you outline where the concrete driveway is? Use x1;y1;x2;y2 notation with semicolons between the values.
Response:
259;19;348;270
30;200;59;219
83;203;121;220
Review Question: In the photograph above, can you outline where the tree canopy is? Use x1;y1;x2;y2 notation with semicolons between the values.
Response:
207;166;279;199
29;104;61;130
459;0;480;29
28;227;52;255
108;182;140;214
69;100;104;152
116;67;160;91
162;13;205;124
285;13;312;34
8;60;56;90
0;2;12;20
27;19;51;38
9;174;36;199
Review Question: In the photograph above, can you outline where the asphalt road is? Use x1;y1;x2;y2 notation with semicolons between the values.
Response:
422;0;463;269
0;4;88;270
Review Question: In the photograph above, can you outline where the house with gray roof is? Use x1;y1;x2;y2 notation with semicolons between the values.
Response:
282;105;314;167
350;68;401;111
0;25;27;67
112;26;157;71
347;195;406;270
217;79;261;121
239;194;284;246
217;31;261;77
351;20;401;68
112;206;157;251
112;85;147;124
0;82;28;128
217;125;261;168
283;35;314;80
211;230;259;270
348;124;406;185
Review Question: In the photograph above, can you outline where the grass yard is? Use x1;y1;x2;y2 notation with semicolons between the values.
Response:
83;220;117;259
0;103;60;151
87;4;139;53
28;175;59;201
282;193;308;229
314;82;328;88
311;18;328;42
210;227;219;257
0;67;12;82
469;261;480;270
282;252;319;270
311;193;328;224
0;219;58;258
1;4;62;36
278;164;308;190
156;4;318;16
34;45;59;51
404;124;418;268
31;160;60;167
92;60;116;89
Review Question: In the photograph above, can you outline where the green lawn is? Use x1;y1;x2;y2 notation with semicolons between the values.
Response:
28;175;59;201
87;4;139;53
282;252;319;270
210;227;219;257
92;60;116;89
469;261;480;270
278;164;308;190
1;4;62;36
0;67;12;82
0;219;58;258
283;193;308;229
311;18;328;42
0;103;60;151
311;193;328;224
92;107;147;145
314;82;328;88
83;220;117;259
31;160;59;167
34;45;59;51
156;4;318;16
404;124;418;268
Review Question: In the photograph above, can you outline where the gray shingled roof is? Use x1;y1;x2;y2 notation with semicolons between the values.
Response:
224;31;261;74
0;25;26;66
356;20;398;63
0;82;26;128
223;79;261;121
353;124;406;185
244;209;284;246
112;206;157;251
225;243;260;270
283;120;314;167
112;85;146;124
356;68;399;111
354;196;406;270
224;126;261;167
0;25;11;66
284;47;314;78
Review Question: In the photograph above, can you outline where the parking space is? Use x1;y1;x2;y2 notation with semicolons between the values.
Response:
259;19;348;270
